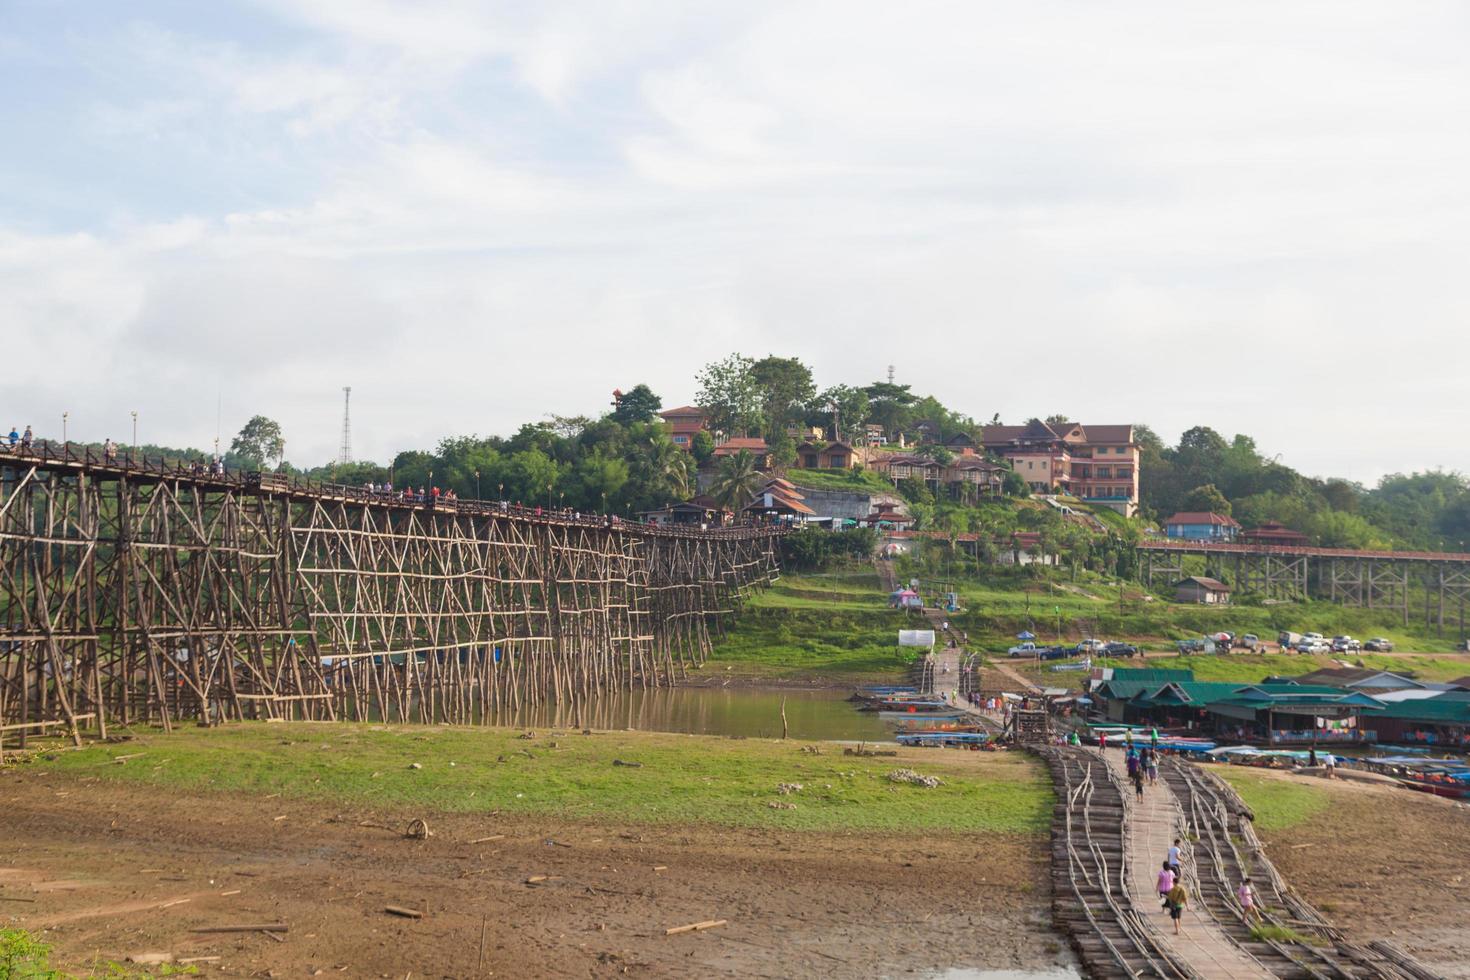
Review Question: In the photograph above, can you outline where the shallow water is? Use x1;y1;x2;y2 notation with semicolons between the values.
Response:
473;686;896;740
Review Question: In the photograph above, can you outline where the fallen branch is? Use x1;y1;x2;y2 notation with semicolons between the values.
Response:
665;919;727;936
190;923;288;934
385;906;424;919
468;834;505;844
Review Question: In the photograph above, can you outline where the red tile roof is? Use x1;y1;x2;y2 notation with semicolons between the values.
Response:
659;406;703;417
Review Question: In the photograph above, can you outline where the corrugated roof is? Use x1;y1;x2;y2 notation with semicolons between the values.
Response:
1376;697;1470;723
1165;512;1242;527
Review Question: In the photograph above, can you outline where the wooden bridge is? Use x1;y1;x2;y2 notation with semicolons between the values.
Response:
0;444;783;746
1139;538;1470;631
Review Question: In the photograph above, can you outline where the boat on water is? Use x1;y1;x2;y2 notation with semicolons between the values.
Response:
1360;756;1470;798
861;699;952;713
896;731;993;748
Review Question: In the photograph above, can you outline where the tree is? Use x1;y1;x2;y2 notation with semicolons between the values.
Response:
690;429;715;465
749;356;816;438
812;384;870;440
635;432;692;500
862;381;916;438
1045;413;1070;425
767;431;799;468
611;384;662;425
695;354;762;436
1181;483;1231;516
709;450;763;512
1002;469;1029;497
230;416;285;470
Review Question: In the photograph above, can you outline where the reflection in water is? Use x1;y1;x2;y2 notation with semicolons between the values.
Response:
476;687;894;741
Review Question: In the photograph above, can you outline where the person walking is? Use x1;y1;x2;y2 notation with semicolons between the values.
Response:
1150;726;1159;751
1238;877;1261;923
1131;765;1145;800
1323;753;1337;779
1157;861;1177;909
1165;880;1189;934
1167;838;1182;877
1146;749;1159;786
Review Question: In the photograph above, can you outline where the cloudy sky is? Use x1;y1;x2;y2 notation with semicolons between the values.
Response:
3;2;1467;481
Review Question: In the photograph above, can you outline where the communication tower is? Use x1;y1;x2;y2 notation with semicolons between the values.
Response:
339;387;353;465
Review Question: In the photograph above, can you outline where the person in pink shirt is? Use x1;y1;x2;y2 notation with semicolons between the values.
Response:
1237;878;1260;922
1157;861;1176;909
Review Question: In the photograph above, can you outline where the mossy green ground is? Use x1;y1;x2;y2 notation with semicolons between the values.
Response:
711;570;920;679
38;723;1052;835
1215;767;1332;832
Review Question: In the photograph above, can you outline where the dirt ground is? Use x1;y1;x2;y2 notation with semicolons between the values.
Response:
1243;769;1470;978
0;769;1060;979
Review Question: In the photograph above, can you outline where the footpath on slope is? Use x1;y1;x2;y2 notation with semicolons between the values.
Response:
1098;747;1272;979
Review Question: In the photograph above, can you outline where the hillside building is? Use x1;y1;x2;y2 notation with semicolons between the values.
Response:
980;421;1140;516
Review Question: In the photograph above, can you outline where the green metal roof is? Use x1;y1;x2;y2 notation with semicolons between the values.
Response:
1106;668;1195;683
1376;698;1470;723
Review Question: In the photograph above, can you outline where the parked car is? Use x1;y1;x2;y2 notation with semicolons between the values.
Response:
1364;637;1394;652
1238;633;1261;651
1176;638;1208;655
1331;635;1361;653
1103;641;1139;658
1038;646;1072;661
1302;632;1326;644
1296;639;1331;654
1008;642;1042;658
1074;638;1106;655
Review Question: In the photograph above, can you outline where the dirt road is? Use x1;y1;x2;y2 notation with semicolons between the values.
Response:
0;769;1059;978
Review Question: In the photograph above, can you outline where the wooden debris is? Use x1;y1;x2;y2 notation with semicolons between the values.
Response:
384;905;424;919
157;898;191;909
177;957;221;965
405;818;431;840
0;896;37;903
665;919;728;936
653;866;668;872
190;923;289;934
219;889;242;896
468;834;505;844
525;875;564;884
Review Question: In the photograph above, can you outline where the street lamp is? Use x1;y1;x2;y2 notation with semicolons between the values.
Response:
130;411;138;458
474;469;481;499
61;411;69;445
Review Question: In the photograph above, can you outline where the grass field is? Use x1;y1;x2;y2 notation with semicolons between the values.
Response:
711;570;921;679
1215;766;1333;831
929;569;1467;654
36;723;1053;835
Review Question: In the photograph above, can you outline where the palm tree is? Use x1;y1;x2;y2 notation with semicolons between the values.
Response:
640;434;692;499
710;450;763;512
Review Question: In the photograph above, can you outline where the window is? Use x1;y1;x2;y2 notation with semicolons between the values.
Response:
829;455;845;468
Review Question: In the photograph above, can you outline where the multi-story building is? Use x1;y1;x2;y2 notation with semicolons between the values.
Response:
980;420;1140;516
658;406;706;451
870;452;1007;499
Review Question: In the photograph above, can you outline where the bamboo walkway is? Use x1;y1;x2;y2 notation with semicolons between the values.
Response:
1101;748;1273;979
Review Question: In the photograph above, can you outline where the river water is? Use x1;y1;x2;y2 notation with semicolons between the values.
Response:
475;686;895;741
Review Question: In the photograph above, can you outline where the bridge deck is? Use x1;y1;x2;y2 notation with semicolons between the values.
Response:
1139;538;1470;563
0;443;780;541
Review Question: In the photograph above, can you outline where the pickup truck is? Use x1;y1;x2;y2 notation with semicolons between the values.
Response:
1008;642;1043;657
1103;641;1139;658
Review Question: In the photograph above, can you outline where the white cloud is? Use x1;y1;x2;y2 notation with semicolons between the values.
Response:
5;1;1470;483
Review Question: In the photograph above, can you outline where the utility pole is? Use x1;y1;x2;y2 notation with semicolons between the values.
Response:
339;387;353;466
130;411;138;458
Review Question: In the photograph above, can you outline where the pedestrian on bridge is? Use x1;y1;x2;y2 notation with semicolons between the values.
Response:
1157;861;1176;909
1146;750;1159;786
6;426;17;448
1237;878;1261;923
1167;839;1182;877
1130;765;1145;800
1164;881;1189;935
20;425;32;449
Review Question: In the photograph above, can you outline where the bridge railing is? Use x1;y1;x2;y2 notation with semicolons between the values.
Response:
0;440;785;539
